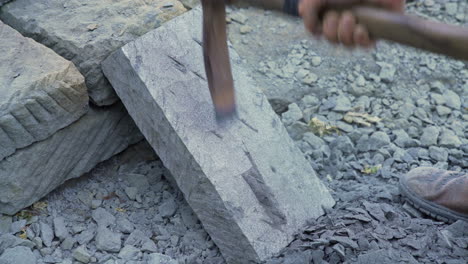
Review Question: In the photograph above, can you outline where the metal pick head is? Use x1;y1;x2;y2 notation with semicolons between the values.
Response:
201;0;237;122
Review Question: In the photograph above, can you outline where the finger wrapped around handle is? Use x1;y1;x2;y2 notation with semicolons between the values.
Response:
353;7;468;60
228;0;468;60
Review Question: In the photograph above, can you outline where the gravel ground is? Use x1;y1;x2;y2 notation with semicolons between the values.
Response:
1;0;467;263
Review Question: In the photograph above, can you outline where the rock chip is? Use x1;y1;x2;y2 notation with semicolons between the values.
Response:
92;208;116;227
95;227;122;253
0;246;36;264
124;229;146;247
118;245;140;260
281;103;303;126
443;90;461;109
333;95;352;112
420;126;440;147
0;215;12;234
239;25;253;34
124;187;138;201
377;62;396;83
9;219;26;234
285;121;310;140
0;234;35;254
368;131;391;150
72;245;91;264
75;228;95;245
147;253;177;264
53;217;69;241
141;239;158;253
159;198;178;218
61;237;75;251
436;105;451;116
429;146;449;162
116;217;134;234
439;129;462;148
445;3;458;16
330;136;354;154
40;221;54;248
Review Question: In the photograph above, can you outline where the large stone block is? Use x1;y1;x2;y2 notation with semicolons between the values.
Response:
0;104;143;215
0;0;186;106
0;21;88;160
102;8;335;263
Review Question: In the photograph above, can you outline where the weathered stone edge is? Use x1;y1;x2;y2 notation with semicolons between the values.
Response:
0;104;143;215
0;62;89;160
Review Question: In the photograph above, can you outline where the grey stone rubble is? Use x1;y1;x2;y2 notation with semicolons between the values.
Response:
1;143;222;264
102;8;334;263
0;246;36;264
0;104;142;215
225;0;467;263
0;21;88;160
0;0;186;106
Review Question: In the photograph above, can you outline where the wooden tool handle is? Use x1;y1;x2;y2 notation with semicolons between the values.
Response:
231;0;468;60
279;0;468;60
352;7;468;60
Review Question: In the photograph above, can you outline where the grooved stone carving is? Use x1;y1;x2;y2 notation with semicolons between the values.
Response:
0;21;88;160
103;8;335;263
0;104;143;215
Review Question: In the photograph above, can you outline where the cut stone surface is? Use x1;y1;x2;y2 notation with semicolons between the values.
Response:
0;104;142;215
102;8;335;263
0;21;88;160
0;0;186;106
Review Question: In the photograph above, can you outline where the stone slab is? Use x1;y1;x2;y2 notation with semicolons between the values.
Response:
0;0;186;106
0;21;88;160
102;8;335;263
0;104;143;215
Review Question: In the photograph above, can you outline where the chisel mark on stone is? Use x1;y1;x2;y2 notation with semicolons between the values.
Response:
192;70;206;81
192;37;202;47
239;118;258;133
242;150;287;230
211;130;223;139
167;55;187;74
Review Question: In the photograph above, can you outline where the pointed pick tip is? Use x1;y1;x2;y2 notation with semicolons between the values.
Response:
215;104;237;123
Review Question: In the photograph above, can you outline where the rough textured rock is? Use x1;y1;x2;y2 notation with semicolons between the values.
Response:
0;0;186;106
0;246;36;264
0;0;11;7
148;253;177;264
73;245;91;263
0;104;142;215
96;227;122;253
0;21;88;160
102;8;334;263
